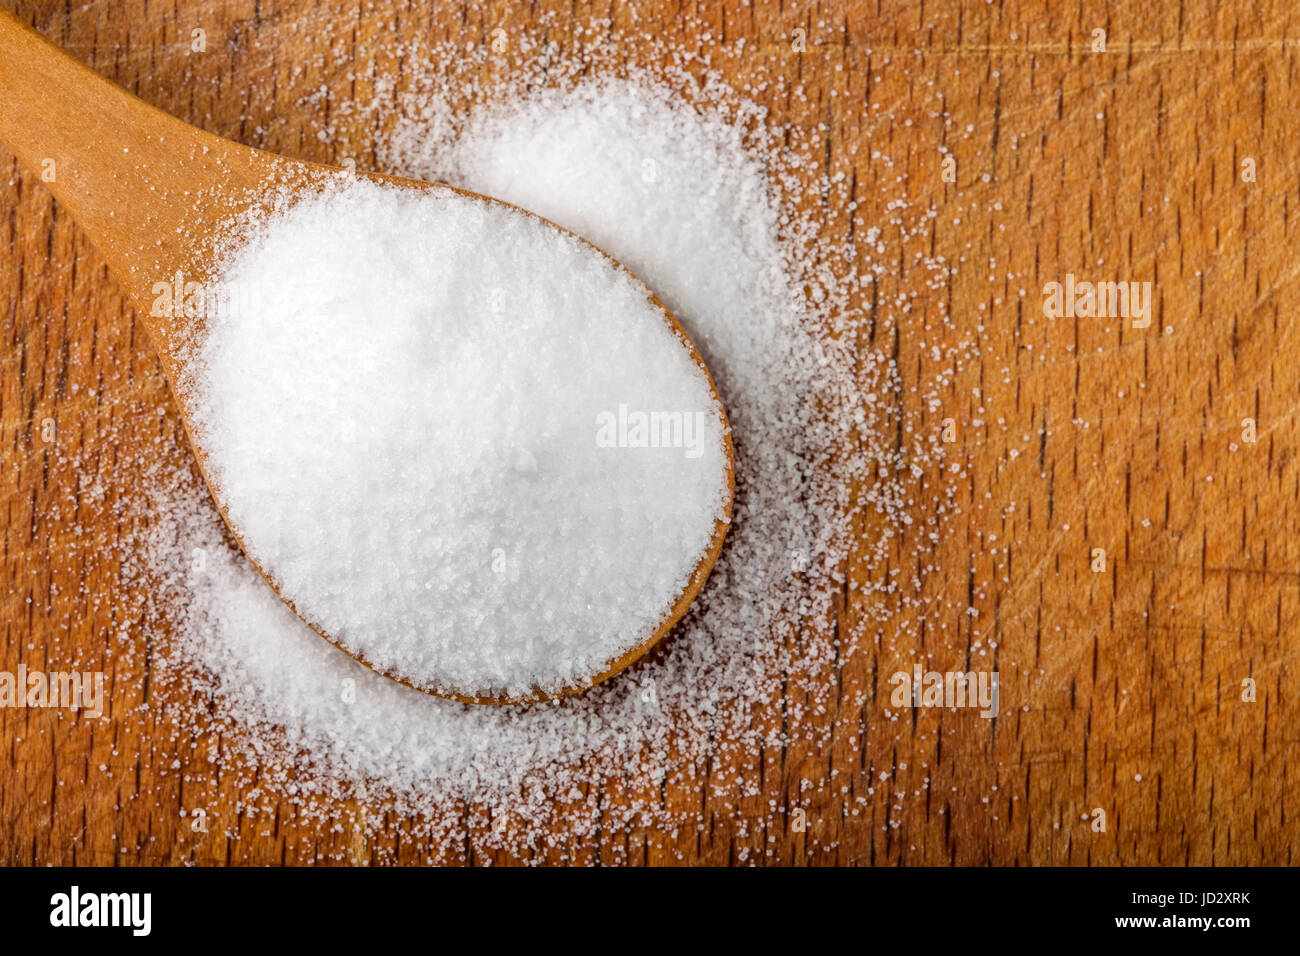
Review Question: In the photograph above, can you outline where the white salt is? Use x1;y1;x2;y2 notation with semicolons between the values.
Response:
117;56;960;859
187;177;731;700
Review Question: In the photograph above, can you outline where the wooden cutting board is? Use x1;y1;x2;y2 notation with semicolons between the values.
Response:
1;0;1295;865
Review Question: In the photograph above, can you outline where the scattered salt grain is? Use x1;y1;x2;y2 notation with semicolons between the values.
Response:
118;51;962;860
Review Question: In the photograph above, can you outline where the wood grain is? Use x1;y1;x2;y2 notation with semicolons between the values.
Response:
2;0;1296;865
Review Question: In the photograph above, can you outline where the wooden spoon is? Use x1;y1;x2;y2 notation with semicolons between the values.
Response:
0;9;734;705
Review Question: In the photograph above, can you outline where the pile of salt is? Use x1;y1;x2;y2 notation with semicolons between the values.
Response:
188;178;731;700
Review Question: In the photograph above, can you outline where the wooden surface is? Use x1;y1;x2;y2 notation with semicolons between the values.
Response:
2;0;1297;865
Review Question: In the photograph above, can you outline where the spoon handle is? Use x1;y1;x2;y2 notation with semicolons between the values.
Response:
0;9;273;349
